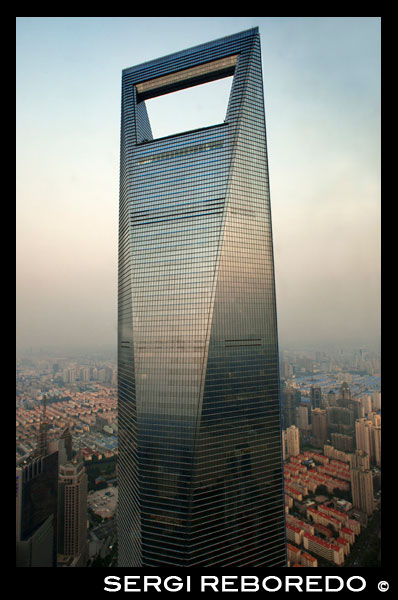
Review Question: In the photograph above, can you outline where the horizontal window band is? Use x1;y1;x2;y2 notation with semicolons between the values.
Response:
130;196;225;213
131;202;224;221
225;344;262;347
131;209;223;226
136;139;225;164
135;54;238;101
225;338;262;342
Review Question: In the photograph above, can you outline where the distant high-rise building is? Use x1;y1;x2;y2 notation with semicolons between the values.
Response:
63;368;76;384
373;426;381;467
46;427;74;467
351;448;370;471
79;367;91;382
372;391;381;412
296;356;312;373
350;450;374;516
360;394;372;415
286;425;300;457
349;398;365;421
330;432;354;452
296;404;310;432
310;386;322;410
356;416;381;466
117;28;286;567
311;408;328;447
281;359;293;379
355;418;375;462
337;382;351;407
60;427;73;464
327;406;354;436
57;461;88;567
319;359;331;373
370;412;381;427
282;430;286;461
326;390;337;407
282;387;297;429
97;368;106;382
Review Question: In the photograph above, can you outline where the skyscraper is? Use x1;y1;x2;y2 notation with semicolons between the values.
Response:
311;408;328;448
285;425;300;457
118;28;286;567
350;450;374;517
310;386;322;410
355;418;375;460
16;451;59;567
57;460;88;567
337;382;352;407
282;386;297;429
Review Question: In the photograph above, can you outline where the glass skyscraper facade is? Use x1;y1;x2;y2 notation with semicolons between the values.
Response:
118;28;286;568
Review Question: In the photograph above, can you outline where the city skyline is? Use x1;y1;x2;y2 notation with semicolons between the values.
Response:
16;338;381;568
16;17;380;352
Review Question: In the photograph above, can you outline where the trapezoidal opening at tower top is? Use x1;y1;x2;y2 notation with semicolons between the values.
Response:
135;54;238;141
140;75;234;141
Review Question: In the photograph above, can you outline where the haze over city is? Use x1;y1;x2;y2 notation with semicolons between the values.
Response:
16;17;380;352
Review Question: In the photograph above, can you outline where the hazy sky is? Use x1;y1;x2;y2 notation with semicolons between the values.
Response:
16;17;381;351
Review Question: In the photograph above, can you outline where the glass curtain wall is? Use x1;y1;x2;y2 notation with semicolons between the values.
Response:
118;28;286;568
